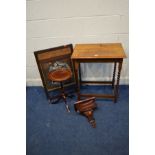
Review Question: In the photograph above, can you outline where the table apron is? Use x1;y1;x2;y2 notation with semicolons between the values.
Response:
72;58;123;63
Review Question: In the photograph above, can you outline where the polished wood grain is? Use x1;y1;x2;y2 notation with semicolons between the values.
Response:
48;69;72;82
74;97;97;128
71;43;126;59
38;48;71;60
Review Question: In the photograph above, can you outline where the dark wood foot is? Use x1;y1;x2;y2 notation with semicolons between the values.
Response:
49;96;61;104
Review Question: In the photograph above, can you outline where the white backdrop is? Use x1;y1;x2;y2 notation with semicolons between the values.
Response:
26;0;129;85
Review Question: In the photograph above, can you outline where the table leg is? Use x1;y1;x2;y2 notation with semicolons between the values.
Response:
79;63;82;86
73;60;80;100
112;62;117;88
114;60;123;103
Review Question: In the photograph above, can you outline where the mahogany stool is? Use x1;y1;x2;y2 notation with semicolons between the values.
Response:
48;68;72;112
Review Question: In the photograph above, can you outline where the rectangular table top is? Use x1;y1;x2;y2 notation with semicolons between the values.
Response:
71;43;126;59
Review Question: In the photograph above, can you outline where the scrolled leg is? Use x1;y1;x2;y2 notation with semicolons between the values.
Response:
60;82;70;112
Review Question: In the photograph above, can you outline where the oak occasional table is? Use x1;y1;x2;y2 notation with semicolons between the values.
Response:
71;43;127;103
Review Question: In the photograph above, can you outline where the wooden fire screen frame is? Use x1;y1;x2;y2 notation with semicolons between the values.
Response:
34;44;76;101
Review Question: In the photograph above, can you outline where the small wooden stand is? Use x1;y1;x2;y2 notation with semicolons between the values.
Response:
48;68;72;112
